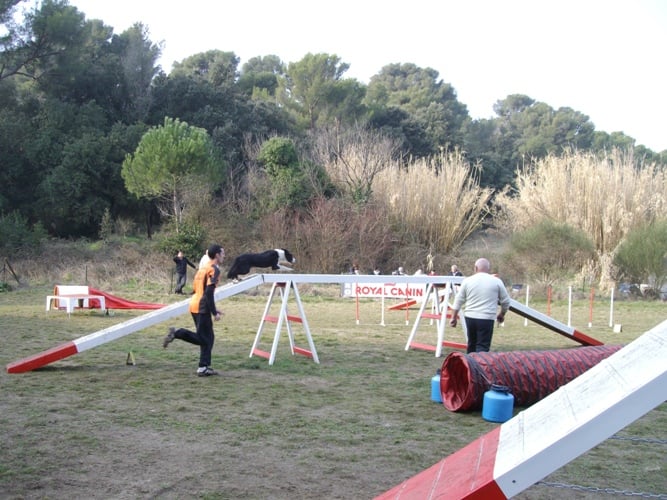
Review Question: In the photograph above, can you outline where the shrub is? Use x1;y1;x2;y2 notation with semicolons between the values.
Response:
0;211;47;254
157;222;206;261
504;219;595;286
614;219;667;295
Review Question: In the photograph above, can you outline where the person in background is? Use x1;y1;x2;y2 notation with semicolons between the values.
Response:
173;250;196;294
163;244;225;377
449;258;510;353
450;263;464;292
199;249;210;269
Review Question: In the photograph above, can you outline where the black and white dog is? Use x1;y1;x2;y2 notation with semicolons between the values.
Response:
226;249;296;281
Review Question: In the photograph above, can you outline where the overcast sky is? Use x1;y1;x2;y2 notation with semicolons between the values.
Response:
69;0;667;152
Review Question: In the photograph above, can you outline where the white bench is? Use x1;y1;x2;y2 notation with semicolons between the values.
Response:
46;285;106;317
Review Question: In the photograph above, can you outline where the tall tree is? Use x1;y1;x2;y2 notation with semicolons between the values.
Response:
238;54;285;97
278;52;354;129
113;22;162;122
0;0;84;81
170;50;239;88
365;63;469;155
121;117;221;230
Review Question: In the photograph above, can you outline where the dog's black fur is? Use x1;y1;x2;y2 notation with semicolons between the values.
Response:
226;249;296;280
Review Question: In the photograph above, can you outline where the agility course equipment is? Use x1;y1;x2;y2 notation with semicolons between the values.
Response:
88;287;165;310
46;285;165;316
8;274;604;373
405;283;467;356
375;319;667;500
509;298;603;346
46;285;107;316
439;345;623;412
250;280;319;365
6;276;264;373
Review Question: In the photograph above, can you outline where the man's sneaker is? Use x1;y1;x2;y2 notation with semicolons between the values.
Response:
197;367;219;377
163;327;176;348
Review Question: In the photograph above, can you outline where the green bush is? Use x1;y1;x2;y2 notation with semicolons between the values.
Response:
0;211;47;254
504;219;595;286
614;219;667;293
157;222;207;261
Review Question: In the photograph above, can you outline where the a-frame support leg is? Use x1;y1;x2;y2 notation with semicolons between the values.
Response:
405;284;466;356
249;281;319;365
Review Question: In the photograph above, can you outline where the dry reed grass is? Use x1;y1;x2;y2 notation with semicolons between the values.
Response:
495;149;667;285
373;151;493;254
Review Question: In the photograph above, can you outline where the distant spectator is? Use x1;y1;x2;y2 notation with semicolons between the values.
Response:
173;250;196;294
392;266;406;276
199;249;210;269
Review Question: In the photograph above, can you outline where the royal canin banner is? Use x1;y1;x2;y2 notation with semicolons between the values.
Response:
341;282;427;299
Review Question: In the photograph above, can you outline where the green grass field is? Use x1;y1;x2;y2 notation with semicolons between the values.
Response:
1;283;665;499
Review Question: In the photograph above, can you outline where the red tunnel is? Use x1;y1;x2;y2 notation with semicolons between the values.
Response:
440;345;623;411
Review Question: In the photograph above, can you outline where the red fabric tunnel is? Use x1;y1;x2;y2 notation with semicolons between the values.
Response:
440;345;623;412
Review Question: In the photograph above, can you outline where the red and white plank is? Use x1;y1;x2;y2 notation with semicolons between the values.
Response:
375;319;667;499
6;276;264;373
509;298;603;346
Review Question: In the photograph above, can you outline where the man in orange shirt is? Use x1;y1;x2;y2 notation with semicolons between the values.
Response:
163;244;225;376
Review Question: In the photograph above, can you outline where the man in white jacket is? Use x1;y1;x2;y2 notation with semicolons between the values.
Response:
450;258;511;353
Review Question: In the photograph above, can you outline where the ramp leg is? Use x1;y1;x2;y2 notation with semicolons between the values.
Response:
250;282;278;360
405;283;434;351
434;287;449;357
407;285;465;356
250;281;319;365
292;282;319;363
268;283;291;365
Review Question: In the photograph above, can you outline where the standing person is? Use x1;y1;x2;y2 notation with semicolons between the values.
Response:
449;258;511;353
199;248;210;269
450;264;464;292
163;244;225;376
173;250;196;294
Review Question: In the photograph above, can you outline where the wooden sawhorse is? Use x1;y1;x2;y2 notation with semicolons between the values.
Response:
405;283;467;356
250;280;319;365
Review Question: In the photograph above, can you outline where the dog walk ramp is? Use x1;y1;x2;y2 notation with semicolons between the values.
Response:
508;298;603;345
250;279;319;366
6;275;263;373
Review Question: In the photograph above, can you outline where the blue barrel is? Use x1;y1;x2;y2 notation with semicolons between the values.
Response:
430;369;442;403
482;384;514;422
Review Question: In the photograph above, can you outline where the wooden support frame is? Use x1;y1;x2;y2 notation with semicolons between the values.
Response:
250;280;319;365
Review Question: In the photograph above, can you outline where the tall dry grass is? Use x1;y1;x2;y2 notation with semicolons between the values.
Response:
495;149;667;285
7;239;172;298
373;151;493;254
